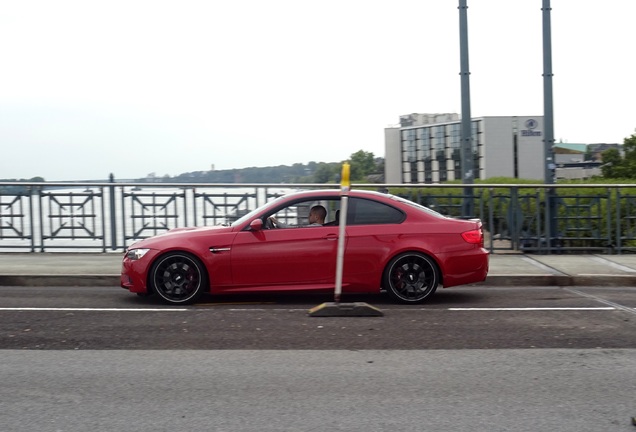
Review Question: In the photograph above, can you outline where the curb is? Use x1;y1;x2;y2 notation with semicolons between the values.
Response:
483;275;636;287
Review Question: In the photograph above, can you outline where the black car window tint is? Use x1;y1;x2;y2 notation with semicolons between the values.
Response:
349;198;405;225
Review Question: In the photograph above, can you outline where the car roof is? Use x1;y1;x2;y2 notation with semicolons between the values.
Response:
278;189;446;219
282;189;390;199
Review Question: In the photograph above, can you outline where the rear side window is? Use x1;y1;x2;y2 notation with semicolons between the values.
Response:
349;198;405;225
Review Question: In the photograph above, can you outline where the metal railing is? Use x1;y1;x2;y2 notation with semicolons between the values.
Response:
2;181;636;254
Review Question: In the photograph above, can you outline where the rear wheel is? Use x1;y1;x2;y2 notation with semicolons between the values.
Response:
149;252;207;305
383;252;439;303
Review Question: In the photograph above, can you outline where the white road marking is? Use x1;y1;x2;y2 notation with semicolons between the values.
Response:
0;306;636;312
448;307;616;311
222;307;620;312
0;306;633;312
0;308;187;312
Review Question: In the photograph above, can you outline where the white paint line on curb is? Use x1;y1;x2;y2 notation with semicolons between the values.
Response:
590;255;636;273
521;256;568;276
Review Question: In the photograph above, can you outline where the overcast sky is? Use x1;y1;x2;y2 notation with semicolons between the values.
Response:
1;0;634;181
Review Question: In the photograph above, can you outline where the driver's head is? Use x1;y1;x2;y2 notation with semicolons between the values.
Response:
309;205;327;224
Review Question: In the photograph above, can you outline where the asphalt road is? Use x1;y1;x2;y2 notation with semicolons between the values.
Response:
2;285;636;431
2;285;636;349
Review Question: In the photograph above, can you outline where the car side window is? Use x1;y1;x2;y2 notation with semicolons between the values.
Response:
269;199;338;228
349;198;405;225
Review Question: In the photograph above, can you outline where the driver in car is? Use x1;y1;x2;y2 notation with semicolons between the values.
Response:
269;205;327;228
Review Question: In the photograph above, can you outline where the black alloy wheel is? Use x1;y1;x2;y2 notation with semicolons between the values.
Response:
150;252;207;305
383;252;439;303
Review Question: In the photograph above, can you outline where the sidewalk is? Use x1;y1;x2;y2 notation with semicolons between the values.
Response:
1;253;636;287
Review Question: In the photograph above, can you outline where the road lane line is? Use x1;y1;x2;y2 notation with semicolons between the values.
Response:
226;307;619;312
0;306;631;313
0;308;188;312
447;307;615;311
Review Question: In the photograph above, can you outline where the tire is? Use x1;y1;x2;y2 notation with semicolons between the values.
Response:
383;252;439;304
149;252;208;305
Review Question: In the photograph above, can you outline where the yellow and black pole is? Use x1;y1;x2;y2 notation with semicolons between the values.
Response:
333;162;350;304
308;162;383;317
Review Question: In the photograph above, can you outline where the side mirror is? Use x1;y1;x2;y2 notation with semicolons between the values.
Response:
249;219;263;231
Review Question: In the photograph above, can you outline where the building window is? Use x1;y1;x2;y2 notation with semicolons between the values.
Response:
401;129;418;183
417;128;431;182
424;159;433;183
402;130;416;161
472;120;482;178
450;124;461;150
449;124;462;179
432;126;446;181
433;126;445;158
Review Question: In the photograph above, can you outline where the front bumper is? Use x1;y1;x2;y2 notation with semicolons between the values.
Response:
120;249;161;293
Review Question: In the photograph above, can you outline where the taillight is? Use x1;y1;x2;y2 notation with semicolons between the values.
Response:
461;228;484;247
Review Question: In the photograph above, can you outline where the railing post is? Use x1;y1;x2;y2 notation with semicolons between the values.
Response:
616;187;622;254
37;185;44;252
510;187;519;251
28;186;36;253
109;173;117;251
487;188;494;252
605;187;613;254
100;186;107;253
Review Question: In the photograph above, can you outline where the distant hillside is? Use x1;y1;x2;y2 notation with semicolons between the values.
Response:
137;155;385;184
137;161;337;184
2;151;382;185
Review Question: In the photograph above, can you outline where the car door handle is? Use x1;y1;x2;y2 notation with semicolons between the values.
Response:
324;234;338;241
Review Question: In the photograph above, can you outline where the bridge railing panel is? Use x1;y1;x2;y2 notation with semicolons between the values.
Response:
2;182;636;254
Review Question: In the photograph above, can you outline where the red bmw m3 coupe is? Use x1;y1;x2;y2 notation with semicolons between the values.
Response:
121;189;489;305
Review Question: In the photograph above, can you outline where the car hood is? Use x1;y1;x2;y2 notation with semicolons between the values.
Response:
127;224;235;249
167;225;232;234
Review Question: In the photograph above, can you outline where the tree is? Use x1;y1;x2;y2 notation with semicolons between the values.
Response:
622;132;636;172
313;163;337;183
600;132;636;179
348;150;377;181
600;148;626;178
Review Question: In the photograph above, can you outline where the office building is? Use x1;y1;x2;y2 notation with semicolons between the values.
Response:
384;113;546;183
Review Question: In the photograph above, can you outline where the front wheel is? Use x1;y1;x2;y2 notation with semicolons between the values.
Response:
383;252;439;304
149;252;208;305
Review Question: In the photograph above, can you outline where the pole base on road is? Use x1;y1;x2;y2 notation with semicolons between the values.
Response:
308;302;383;317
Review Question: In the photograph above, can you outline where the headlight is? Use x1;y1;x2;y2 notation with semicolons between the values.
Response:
126;248;150;260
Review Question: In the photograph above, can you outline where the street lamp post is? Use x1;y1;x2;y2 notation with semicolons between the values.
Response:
542;0;557;252
459;0;474;218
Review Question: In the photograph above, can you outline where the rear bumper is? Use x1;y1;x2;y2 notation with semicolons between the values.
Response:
439;248;489;287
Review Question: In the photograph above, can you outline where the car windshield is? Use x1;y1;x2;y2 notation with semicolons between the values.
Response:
230;195;288;227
